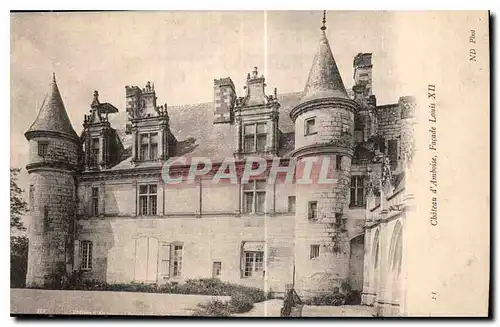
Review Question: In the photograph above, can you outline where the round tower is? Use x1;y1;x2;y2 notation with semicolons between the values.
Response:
24;74;80;286
290;12;359;298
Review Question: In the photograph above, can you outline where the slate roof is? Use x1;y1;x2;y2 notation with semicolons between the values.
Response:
26;74;79;140
107;91;303;169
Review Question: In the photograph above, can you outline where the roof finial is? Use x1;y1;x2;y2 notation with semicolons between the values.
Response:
321;10;327;31
52;72;56;83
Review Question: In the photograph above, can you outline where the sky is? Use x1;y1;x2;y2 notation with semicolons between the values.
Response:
11;11;406;196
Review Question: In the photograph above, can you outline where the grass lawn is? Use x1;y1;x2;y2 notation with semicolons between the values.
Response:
11;288;230;316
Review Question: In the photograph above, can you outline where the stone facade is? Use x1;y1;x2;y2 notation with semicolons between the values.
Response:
24;17;414;311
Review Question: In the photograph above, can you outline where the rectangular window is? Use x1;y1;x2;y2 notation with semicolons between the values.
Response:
139;133;159;161
91;138;99;166
310;244;320;259
212;261;222;278
305;118;316;135
139;184;158;216
80;241;93;270
243;251;264;277
149;133;158;160
172;245;183;277
288;196;296;213
308;201;318;220
243;123;267;153
350;176;366;207
38;141;49;157
243;180;266;213
91;187;99;216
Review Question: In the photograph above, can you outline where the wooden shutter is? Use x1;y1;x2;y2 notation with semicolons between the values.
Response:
147;237;159;282
160;242;171;279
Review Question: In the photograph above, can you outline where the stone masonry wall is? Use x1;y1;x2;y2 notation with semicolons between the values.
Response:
294;154;353;298
26;169;75;286
29;137;79;167
76;214;295;293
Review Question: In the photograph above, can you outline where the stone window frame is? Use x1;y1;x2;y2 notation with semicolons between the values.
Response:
243;122;267;153
90;138;100;167
37;141;49;157
307;201;318;221
240;241;266;279
138;132;159;161
310;244;320;259
138;184;158;216
287;196;296;213
242;251;264;278
304;117;317;136
80;240;93;271
171;241;183;277
242;180;266;214
350;175;366;208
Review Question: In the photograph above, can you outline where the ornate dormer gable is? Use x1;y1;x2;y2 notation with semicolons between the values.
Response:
82;90;121;170
125;81;174;165
234;67;281;157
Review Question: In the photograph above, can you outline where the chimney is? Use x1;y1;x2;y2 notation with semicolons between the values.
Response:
353;53;373;97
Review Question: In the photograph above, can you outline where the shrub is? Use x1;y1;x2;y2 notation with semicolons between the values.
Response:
191;299;232;317
345;290;361;305
229;292;254;313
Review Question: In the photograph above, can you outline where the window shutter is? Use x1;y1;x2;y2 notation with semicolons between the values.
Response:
240;242;245;277
161;243;171;279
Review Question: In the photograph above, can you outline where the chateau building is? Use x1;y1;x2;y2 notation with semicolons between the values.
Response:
24;14;415;315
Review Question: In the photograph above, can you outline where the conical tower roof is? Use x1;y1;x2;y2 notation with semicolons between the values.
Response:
25;74;78;140
301;13;349;102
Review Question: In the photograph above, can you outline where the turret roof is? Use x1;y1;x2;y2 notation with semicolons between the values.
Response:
25;74;78;140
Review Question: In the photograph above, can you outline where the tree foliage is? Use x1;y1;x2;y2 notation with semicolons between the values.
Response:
11;236;28;288
10;168;28;231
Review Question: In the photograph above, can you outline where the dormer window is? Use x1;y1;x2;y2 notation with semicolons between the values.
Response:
243;123;267;153
305;117;317;135
139;132;159;161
